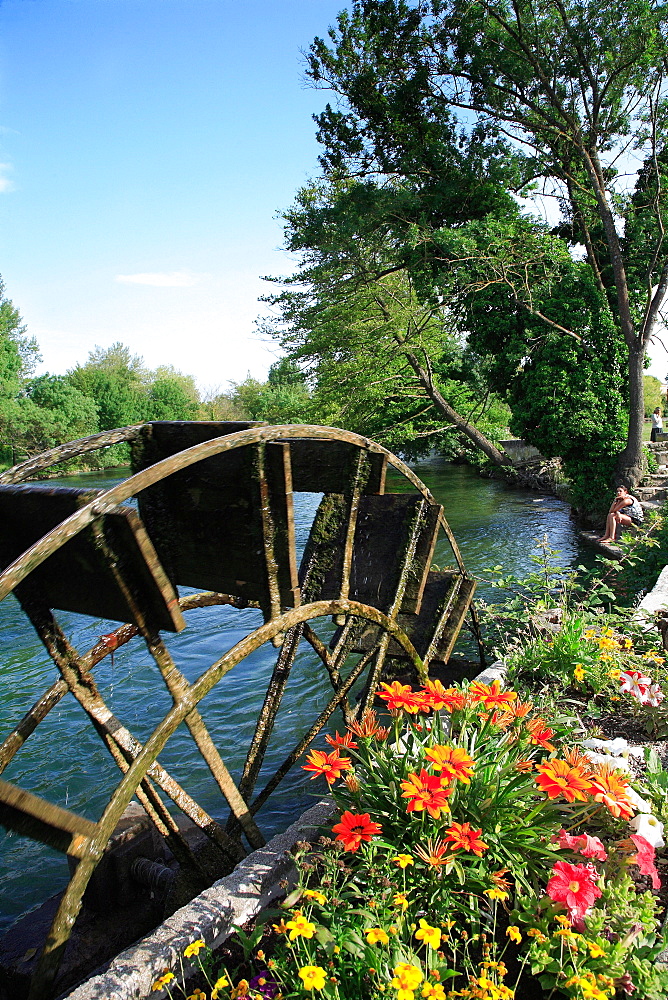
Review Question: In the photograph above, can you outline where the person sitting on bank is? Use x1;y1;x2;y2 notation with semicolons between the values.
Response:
598;485;644;543
651;407;663;442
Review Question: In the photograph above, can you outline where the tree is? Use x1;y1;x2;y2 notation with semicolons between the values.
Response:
146;375;199;420
261;179;514;460
306;0;668;485
67;343;148;429
229;363;313;424
9;375;100;457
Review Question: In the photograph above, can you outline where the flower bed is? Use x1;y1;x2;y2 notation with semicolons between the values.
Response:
152;673;668;1000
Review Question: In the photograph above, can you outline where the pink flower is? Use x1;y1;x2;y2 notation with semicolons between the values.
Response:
629;834;661;890
619;670;651;702
553;829;607;861
546;860;602;924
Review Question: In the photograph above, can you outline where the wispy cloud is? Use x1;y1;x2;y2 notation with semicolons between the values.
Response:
115;270;203;287
0;163;14;193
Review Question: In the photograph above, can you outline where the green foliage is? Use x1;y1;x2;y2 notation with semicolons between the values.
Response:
644;375;664;416
67;342;203;430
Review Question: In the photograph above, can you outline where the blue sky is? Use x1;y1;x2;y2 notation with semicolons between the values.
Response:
0;0;347;392
0;0;666;394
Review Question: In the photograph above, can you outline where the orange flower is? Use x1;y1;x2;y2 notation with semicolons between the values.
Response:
424;745;475;784
414;837;451;869
510;700;533;718
515;759;534;773
490;867;511;891
468;679;517;709
302;748;352;785
400;770;452;819
348;710;389;740
562;746;593;773
325;731;358;750
526;718;556;751
421;678;451;711
332;811;382;852
377;681;423;714
426;685;468;713
535;759;592;802
443;821;488;856
588;766;634;819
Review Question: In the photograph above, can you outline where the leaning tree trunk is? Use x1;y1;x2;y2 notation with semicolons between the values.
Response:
402;348;510;467
616;342;646;488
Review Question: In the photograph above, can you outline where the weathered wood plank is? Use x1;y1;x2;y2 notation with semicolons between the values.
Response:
0;485;184;631
131;423;298;618
0;777;96;858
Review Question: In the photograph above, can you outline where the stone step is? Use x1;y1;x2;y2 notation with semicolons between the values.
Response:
636;486;668;501
640;499;663;512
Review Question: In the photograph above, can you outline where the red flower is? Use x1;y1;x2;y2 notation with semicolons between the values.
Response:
553;829;607;861
546;861;602;923
400;770;452;819
629;834;661;890
443;821;488;856
302;748;352;785
377;681;423;715
325;731;358;750
331;811;382;852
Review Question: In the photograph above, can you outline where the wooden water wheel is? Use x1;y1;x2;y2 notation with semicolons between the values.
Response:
0;422;480;999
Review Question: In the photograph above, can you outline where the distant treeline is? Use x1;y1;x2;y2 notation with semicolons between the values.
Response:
0;277;312;471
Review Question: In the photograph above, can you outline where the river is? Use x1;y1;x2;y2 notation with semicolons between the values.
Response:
0;458;583;930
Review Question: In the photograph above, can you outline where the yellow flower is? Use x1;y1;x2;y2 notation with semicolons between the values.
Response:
526;928;547;943
272;920;288;934
506;925;522;944
187;991;206;1000
485;886;509;901
285;913;316;940
574;664;585;682
415;918;441;949
152;972;175;992
231;982;250;999
366;927;390;945
608;669;621;680
212;976;230;999
393;892;409;911
303;889;327;905
183;939;206;958
421;984;446;999
391;962;424;998
392;853;414;868
298;966;326;991
588;942;606;958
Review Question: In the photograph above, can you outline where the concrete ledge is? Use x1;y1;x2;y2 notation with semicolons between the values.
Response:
636;565;668;620
64;800;334;1000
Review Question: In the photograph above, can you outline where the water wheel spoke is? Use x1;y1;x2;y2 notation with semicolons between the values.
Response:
235;623;303;811
249;641;379;816
145;633;264;848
